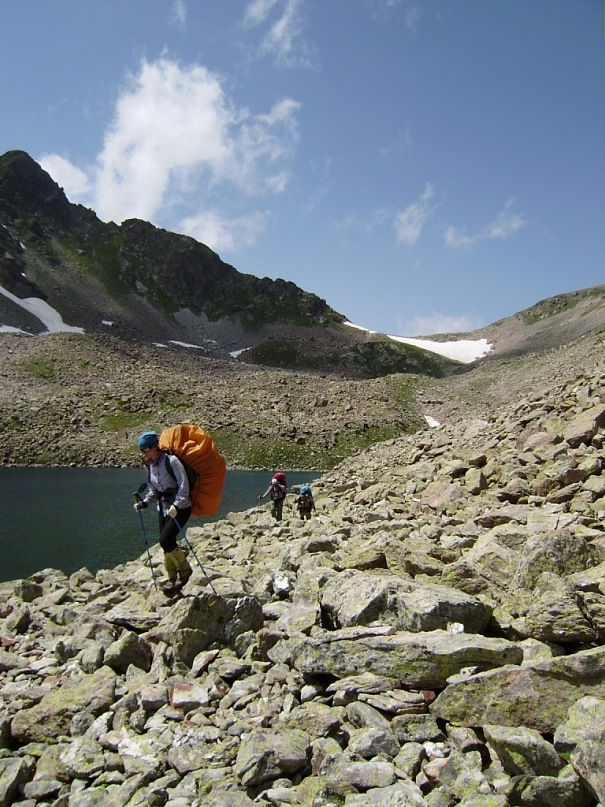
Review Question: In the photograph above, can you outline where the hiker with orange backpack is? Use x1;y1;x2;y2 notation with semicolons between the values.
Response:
259;472;287;521
133;430;193;593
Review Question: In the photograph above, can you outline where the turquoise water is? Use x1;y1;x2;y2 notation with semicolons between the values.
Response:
0;468;319;582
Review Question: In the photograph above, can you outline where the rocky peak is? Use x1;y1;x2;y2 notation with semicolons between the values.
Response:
0;150;75;230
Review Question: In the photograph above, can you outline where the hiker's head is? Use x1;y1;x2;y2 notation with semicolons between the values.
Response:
138;431;160;458
271;477;278;485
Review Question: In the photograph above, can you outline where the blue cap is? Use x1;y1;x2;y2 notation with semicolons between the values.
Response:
138;431;159;450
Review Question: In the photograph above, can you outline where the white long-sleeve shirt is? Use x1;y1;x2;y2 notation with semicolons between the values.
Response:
143;451;191;511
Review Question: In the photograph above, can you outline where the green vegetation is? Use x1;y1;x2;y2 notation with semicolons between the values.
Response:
102;411;154;432
55;236;96;273
385;375;421;411
245;338;458;379
152;388;194;410
520;286;605;326
213;421;417;471
21;357;55;380
91;236;131;298
0;415;23;432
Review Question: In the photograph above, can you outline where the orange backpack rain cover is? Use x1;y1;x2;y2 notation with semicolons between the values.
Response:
159;423;226;516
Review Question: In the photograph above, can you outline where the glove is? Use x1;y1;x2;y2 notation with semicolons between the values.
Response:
133;500;147;510
166;504;177;519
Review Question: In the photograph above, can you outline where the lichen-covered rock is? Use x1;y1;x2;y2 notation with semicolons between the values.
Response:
234;727;310;787
10;666;116;743
283;628;522;688
554;696;605;804
430;645;605;733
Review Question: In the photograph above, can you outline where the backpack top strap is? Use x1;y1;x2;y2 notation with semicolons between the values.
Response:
164;453;177;482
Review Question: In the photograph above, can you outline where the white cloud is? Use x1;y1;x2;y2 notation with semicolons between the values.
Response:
171;0;187;27
367;0;421;29
39;57;300;247
244;0;310;68
38;153;91;199
445;199;527;248
444;226;474;248
179;209;268;254
403;4;421;32
394;183;435;245
486;199;526;239
244;0;280;25
398;312;483;337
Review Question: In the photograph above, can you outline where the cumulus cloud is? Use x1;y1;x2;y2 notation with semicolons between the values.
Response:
38;153;91;199
38;57;300;252
244;0;310;68
398;312;483;337
245;0;280;25
394;183;435;245
179;209;268;253
445;199;527;248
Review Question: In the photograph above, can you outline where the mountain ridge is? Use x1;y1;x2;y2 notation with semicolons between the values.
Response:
0;149;461;379
2;149;605;469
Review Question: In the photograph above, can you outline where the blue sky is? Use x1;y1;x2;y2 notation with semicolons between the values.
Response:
1;0;603;336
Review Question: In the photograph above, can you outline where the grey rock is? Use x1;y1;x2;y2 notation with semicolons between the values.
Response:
554;695;605;803
284;628;522;689
317;753;396;790
10;665;116;743
483;724;565;776
0;757;32;807
431;645;605;733
344;780;427;805
234;727;310;787
104;629;153;673
321;569;492;633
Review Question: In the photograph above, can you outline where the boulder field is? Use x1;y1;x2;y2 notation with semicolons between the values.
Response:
1;368;604;806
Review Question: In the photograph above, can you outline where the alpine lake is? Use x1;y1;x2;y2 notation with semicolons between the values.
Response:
0;468;319;583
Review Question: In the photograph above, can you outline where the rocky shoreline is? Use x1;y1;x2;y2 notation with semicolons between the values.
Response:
1;358;605;805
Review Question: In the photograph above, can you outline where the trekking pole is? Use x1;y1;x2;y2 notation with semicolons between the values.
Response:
163;499;218;595
174;517;218;595
133;488;158;591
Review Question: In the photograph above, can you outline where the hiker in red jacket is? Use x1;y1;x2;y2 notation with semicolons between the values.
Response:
259;473;287;521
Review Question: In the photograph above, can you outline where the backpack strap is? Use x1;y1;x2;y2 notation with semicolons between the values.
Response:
164;453;177;482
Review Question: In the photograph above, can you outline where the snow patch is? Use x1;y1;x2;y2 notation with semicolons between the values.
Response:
169;340;205;350
424;415;441;428
344;321;492;364
0;285;84;334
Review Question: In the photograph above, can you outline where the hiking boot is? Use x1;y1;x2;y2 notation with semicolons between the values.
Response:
161;579;179;596
178;564;193;588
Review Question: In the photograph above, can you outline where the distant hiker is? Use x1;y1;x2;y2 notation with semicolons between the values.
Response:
259;473;287;521
133;430;193;593
295;484;316;520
